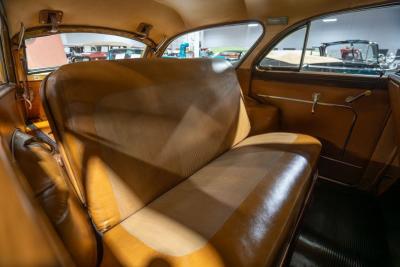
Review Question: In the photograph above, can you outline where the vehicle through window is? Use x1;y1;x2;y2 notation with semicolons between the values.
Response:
25;33;146;73
260;5;400;76
163;22;263;67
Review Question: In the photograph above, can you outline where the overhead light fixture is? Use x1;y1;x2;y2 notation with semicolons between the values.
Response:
322;18;337;23
248;23;259;27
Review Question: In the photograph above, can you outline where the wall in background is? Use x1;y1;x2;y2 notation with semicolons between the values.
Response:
308;5;400;52
177;5;400;53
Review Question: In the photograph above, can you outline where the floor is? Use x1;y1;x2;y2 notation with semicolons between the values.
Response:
288;179;400;267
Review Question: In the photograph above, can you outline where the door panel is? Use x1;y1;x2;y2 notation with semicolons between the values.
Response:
250;71;390;185
388;74;400;147
0;84;25;144
26;79;47;121
0;84;74;267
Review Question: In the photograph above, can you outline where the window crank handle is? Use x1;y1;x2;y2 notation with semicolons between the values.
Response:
311;93;320;114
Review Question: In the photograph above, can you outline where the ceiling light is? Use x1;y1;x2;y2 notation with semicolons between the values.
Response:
248;23;259;27
322;18;337;23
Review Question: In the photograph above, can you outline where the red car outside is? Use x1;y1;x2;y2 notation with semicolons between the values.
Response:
81;51;108;61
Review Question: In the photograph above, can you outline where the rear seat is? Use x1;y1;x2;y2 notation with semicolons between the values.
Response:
42;58;321;267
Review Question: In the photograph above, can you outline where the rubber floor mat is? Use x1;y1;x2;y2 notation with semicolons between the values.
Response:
288;179;392;267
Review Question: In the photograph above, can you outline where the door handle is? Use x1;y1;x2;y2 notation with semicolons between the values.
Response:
311;93;320;114
345;90;372;104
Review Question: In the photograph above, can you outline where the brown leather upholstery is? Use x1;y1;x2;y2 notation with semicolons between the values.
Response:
245;98;280;135
0;140;73;267
389;78;400;148
103;133;320;267
12;130;98;267
43;59;250;231
251;74;390;185
42;58;321;267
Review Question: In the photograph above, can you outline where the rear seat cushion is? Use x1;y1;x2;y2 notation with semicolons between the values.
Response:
103;132;321;267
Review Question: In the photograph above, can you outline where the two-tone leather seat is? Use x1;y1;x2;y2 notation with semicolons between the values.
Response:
42;58;321;267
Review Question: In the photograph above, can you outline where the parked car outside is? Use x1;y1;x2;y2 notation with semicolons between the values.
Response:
213;50;246;63
303;40;400;75
108;48;144;60
70;50;108;62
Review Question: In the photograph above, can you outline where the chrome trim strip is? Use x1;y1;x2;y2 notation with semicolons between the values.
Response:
256;93;353;109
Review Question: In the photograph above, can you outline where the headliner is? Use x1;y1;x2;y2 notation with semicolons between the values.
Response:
4;0;393;43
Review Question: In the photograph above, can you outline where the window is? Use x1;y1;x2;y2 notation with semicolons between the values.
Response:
260;5;400;76
259;26;306;69
163;22;263;67
25;33;146;73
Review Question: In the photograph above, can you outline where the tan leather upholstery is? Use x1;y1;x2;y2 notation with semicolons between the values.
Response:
251;75;390;185
43;59;250;231
0;139;73;267
245;99;280;135
12;130;98;267
42;58;321;267
103;132;320;267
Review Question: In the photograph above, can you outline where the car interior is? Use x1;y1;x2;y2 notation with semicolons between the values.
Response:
0;0;399;267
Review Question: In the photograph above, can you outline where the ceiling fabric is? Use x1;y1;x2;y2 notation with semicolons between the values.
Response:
4;0;393;43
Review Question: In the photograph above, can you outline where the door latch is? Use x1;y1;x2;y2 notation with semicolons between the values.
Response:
311;93;320;114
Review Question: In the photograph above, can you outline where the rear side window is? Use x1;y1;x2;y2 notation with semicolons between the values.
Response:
25;33;146;73
163;22;263;67
260;5;400;76
259;26;306;70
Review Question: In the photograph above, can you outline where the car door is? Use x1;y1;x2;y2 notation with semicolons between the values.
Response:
249;4;400;185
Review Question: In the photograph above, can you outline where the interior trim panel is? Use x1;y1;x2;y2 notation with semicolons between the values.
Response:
253;69;388;90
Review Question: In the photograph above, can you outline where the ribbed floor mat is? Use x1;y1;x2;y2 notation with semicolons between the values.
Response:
288;179;392;267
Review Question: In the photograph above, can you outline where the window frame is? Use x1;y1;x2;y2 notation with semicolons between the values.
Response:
0;14;12;85
157;20;265;69
258;24;310;72
255;3;400;77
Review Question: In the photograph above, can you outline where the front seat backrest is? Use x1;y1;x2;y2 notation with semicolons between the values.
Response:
12;130;98;267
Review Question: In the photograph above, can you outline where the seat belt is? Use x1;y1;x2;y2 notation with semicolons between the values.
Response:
26;122;58;153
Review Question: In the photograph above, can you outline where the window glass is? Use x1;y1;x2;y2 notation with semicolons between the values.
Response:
25;33;146;73
163;22;263;67
259;27;306;69
259;5;400;76
302;5;400;76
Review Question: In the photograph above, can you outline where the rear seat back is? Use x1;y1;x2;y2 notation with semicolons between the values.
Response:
12;130;98;267
42;59;251;231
